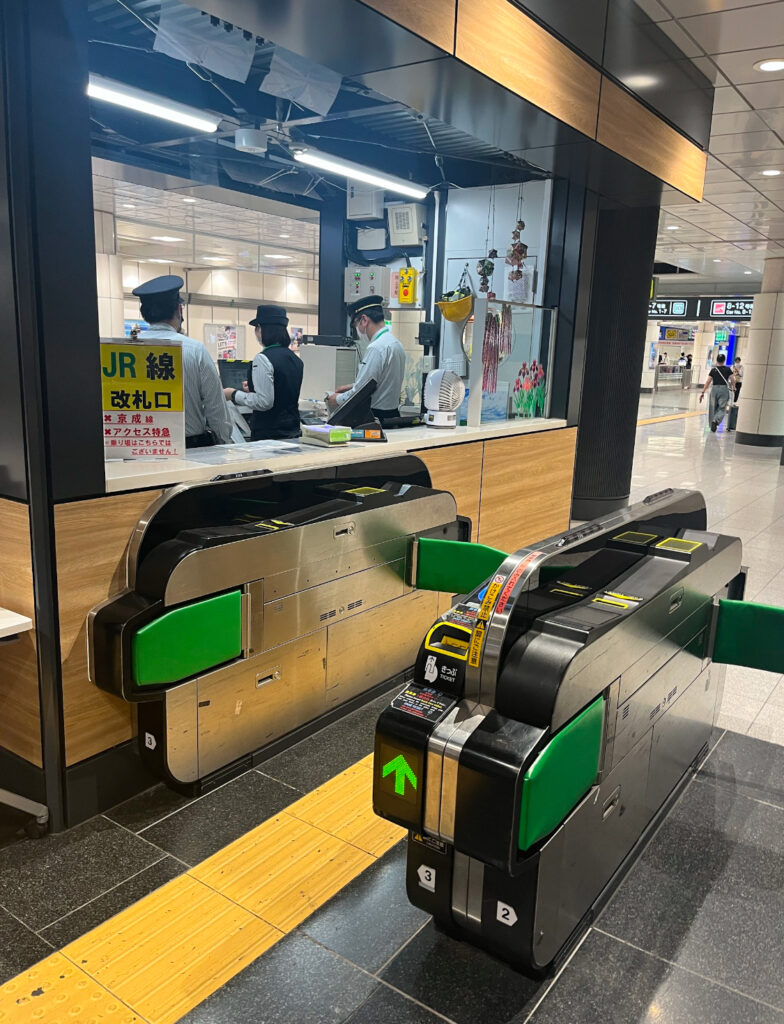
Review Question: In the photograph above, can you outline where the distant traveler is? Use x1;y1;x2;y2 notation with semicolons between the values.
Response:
224;304;303;440
686;354;693;369
132;275;232;448
699;353;732;433
732;355;744;401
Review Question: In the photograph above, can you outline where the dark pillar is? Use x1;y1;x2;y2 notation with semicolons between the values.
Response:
0;0;105;829
318;196;346;336
544;179;597;424
571;201;660;521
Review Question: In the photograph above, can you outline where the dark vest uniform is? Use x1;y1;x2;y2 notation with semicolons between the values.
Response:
248;344;303;440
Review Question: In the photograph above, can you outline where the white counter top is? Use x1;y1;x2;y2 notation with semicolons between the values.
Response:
0;608;33;639
104;417;568;494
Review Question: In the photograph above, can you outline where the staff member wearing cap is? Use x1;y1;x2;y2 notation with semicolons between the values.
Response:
326;295;405;421
224;304;303;440
132;275;232;448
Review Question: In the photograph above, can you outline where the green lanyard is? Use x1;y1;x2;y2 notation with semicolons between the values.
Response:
371;328;389;342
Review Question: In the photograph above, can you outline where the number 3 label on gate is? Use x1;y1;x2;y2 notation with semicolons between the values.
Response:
417;864;436;893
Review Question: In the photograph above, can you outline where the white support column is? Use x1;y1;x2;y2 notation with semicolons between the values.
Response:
737;258;784;448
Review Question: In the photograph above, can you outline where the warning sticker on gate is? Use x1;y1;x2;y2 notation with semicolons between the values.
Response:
468;619;486;668
478;574;506;622
495;552;543;614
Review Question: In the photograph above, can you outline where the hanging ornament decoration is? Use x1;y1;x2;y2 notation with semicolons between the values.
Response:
481;310;501;393
476;258;495;294
499;302;513;359
506;220;528;282
506;184;528;284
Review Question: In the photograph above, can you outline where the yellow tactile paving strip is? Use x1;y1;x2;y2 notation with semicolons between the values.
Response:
0;749;405;1024
192;812;374;933
63;875;281;1024
286;756;405;857
637;410;704;426
0;953;144;1023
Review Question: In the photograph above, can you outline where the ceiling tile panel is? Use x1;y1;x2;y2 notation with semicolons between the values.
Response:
738;80;784;108
758;108;784;133
711;87;753;113
665;0;784;17
713;46;784;85
710;130;783;152
680;3;784;54
710;110;770;134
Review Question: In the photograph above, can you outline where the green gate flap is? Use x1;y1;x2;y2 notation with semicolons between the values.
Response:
416;537;507;595
519;696;604;851
714;598;784;674
132;590;242;687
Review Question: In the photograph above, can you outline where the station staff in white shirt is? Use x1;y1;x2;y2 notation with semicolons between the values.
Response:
326;295;406;421
132;276;232;448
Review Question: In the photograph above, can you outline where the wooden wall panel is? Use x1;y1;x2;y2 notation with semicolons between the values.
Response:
413;441;483;538
455;0;601;139
326;590;438;706
359;0;456;52
597;79;706;201
478;428;577;553
0;498;41;766
55;489;161;766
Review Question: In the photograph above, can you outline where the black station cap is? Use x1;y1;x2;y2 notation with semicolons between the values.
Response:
249;304;289;327
348;294;385;321
131;275;184;303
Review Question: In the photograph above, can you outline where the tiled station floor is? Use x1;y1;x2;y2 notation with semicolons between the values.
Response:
0;396;782;1022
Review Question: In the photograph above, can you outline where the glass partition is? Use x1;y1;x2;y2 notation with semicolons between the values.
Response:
461;297;557;426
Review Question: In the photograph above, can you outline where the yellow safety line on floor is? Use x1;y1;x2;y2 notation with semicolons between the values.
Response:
0;752;405;1024
0;952;145;1023
637;410;704;426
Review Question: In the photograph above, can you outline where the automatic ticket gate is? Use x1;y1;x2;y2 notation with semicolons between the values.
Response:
373;488;750;974
89;455;465;791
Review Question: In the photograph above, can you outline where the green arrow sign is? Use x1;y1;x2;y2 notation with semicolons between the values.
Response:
382;753;418;796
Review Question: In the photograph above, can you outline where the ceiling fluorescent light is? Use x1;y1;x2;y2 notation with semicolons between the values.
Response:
87;74;220;133
762;169;781;177
293;149;428;200
152;235;185;242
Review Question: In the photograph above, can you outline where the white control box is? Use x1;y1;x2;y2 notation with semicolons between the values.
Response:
347;183;384;220
388;203;427;246
344;265;390;302
357;227;387;250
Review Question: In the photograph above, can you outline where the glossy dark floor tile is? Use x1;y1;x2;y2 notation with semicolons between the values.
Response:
700;730;784;809
258;687;399;793
39;855;183;948
0;906;52;984
105;780;194;833
140;770;297;865
531;930;783;1024
599;777;784;1009
302;842;428;972
0;815;162;931
344;986;451;1023
179;932;376;1024
380;921;545;1024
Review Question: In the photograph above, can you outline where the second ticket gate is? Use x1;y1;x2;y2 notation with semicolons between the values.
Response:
373;488;746;974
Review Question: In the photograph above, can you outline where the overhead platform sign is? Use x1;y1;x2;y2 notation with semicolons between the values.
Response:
101;338;185;459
